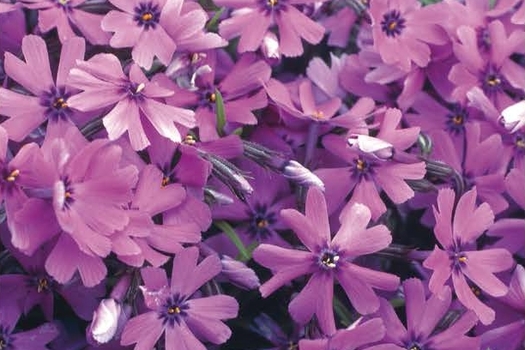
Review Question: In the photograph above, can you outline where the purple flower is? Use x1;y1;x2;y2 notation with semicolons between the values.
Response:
0;35;87;141
120;247;239;350
20;0;110;44
316;108;426;220
481;265;525;350
374;278;480;349
298;318;386;350
423;187;514;325
216;0;325;56
0;305;59;350
369;0;447;71
253;187;399;335
101;0;225;69
67;53;196;150
158;52;271;141
449;20;525;109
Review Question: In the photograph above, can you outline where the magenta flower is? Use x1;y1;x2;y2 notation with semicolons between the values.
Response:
67;53;196;150
216;0;325;56
449;20;525;109
20;0;110;44
298;318;386;350
316;108;426;220
101;0;225;69
0;35;87;141
120;247;239;350
423;187;514;325
375;278;480;349
253;187;399;335
369;0;447;71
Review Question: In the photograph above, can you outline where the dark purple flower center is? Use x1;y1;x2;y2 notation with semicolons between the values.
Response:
352;157;375;179
134;2;161;30
0;327;11;350
40;86;73;122
57;177;75;210
126;82;146;100
407;343;423;350
159;294;189;327
260;0;285;13
481;65;504;95
317;248;340;270
445;104;468;134
513;131;525;153
381;10;406;37
54;0;73;12
248;204;277;240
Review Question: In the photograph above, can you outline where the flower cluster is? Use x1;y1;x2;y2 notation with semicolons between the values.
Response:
0;0;523;349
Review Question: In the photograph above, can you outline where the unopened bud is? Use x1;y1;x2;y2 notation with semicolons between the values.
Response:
87;299;122;345
424;159;454;180
347;134;393;160
261;32;281;65
242;140;287;170
283;160;325;191
109;274;132;303
220;255;260;290
202;153;253;201
204;187;235;205
499;100;525;133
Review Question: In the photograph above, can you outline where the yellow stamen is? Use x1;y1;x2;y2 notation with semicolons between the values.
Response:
58;0;69;4
356;159;366;171
141;12;153;21
256;219;268;228
516;139;525;149
37;278;49;293
161;176;170;187
388;21;397;31
53;97;68;109
208;93;216;103
458;256;468;263
6;169;20;182
168;306;181;314
65;191;72;199
312;110;324;119
487;76;501;86
452;115;463;125
268;0;278;6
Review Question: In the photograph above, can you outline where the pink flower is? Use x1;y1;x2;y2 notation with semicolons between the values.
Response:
423;187;514;325
120;247;239;350
67;53;196;150
20;0;110;44
369;0;447;71
253;187;399;335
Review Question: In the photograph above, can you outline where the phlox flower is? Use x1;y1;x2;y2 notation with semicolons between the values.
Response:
101;0;225;69
423;187;514;325
369;0;447;71
253;187;399;335
20;0;109;44
316;108;426;220
0;35;87;141
216;0;325;57
298;318;386;350
9;125;138;286
120;247;239;350
67;53;196;150
374;278;480;349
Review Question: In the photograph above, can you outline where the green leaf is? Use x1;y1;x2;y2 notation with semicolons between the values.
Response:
214;88;226;136
214;220;251;261
206;7;225;31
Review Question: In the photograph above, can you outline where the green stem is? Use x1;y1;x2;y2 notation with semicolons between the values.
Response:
214;220;251;261
333;296;352;327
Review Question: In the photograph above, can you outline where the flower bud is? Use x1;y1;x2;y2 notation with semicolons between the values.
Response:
261;32;281;65
220;255;260;290
203;153;253;201
87;299;122;345
283;160;325;191
347;134;394;160
499;100;525;133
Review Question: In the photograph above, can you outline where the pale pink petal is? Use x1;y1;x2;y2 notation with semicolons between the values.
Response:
101;11;142;48
69;10;111;45
56;36;86;87
120;312;165;349
452;271;495;325
132;27;176;69
453;187;494;244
